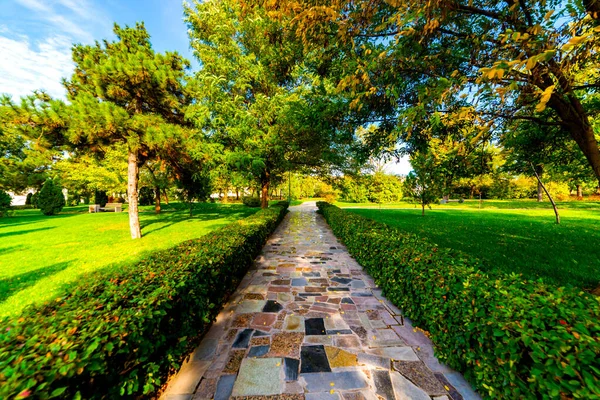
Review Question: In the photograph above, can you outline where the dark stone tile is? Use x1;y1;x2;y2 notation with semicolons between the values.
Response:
253;330;269;337
329;247;337;249
435;372;463;400
303;272;321;277
331;277;352;285
284;357;300;381
326;329;353;335
233;329;254;348
352;292;373;297
341;297;355;304
214;374;236;400
299;293;321;297
394;361;447;395
327;287;349;292
263;300;283;313
373;370;395;400
350;326;368;340
300;345;331;373
248;345;270;357
305;318;326;335
292;277;308;286
330;269;341;273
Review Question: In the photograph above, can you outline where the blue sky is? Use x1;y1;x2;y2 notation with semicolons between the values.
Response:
0;0;411;174
0;0;194;100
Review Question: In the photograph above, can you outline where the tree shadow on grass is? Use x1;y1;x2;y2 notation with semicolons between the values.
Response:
0;261;71;304
0;245;25;256
0;227;54;239
140;205;256;235
0;213;80;229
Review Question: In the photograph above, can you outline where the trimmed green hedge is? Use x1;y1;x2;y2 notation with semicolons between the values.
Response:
0;203;288;399
317;202;600;399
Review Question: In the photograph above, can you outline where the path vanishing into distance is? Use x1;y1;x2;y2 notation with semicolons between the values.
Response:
161;202;480;400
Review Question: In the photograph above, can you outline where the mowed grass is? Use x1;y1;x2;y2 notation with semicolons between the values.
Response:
343;201;600;290
0;203;257;317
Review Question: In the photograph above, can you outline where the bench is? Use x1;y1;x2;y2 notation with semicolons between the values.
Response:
89;203;123;213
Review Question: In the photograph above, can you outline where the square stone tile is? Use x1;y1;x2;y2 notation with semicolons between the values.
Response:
231;358;284;396
214;375;236;400
301;371;368;392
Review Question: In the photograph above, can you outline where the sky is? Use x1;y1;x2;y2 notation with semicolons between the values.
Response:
0;0;411;174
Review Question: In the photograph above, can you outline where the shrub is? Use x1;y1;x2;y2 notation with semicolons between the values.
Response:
316;202;600;399
25;192;33;205
37;179;66;216
0;203;288;399
138;187;154;206
94;190;109;207
242;196;261;207
324;193;337;204
0;190;11;217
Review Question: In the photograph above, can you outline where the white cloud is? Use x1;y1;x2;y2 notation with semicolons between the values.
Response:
15;0;107;42
1;0;111;99
0;35;74;99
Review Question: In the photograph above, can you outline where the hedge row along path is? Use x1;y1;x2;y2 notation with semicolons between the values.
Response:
161;202;480;400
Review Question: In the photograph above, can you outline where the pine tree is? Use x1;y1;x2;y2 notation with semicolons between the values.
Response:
37;179;66;216
63;23;190;238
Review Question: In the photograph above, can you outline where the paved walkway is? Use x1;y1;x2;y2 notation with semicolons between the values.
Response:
162;202;480;400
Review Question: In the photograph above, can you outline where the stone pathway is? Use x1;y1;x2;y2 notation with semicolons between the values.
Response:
161;202;480;400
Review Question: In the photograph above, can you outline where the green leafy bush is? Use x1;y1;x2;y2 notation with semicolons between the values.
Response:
138;187;154;206
0;190;11;217
316;202;600;399
242;196;261;207
37;179;66;216
25;192;33;205
0;203;288;399
94;190;108;207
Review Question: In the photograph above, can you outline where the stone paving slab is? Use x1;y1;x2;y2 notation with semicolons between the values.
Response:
161;202;480;400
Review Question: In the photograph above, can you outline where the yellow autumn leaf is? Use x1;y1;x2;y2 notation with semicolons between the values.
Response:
544;10;554;21
535;85;555;112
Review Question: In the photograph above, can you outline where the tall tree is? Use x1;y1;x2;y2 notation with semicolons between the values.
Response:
185;0;357;208
257;0;600;185
63;23;191;238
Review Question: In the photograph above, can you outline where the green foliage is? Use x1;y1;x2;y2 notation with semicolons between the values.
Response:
367;172;403;203
0;190;11;217
243;196;261;207
138;187;154;206
25;193;32;205
94;190;108;207
0;203;288;399
37;179;65;216
317;202;600;399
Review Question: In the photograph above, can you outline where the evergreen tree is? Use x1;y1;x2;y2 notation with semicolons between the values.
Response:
63;23;191;238
37;179;65;216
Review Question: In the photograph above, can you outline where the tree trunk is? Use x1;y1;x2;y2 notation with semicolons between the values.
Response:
421;203;425;216
189;201;193;217
127;151;142;239
163;189;169;205
548;92;600;184
236;189;239;200
261;171;270;209
531;163;560;224
154;186;161;214
222;187;229;203
536;165;544;202
576;184;583;199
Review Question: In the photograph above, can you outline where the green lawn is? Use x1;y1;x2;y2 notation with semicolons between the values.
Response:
0;203;257;317
344;202;600;290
